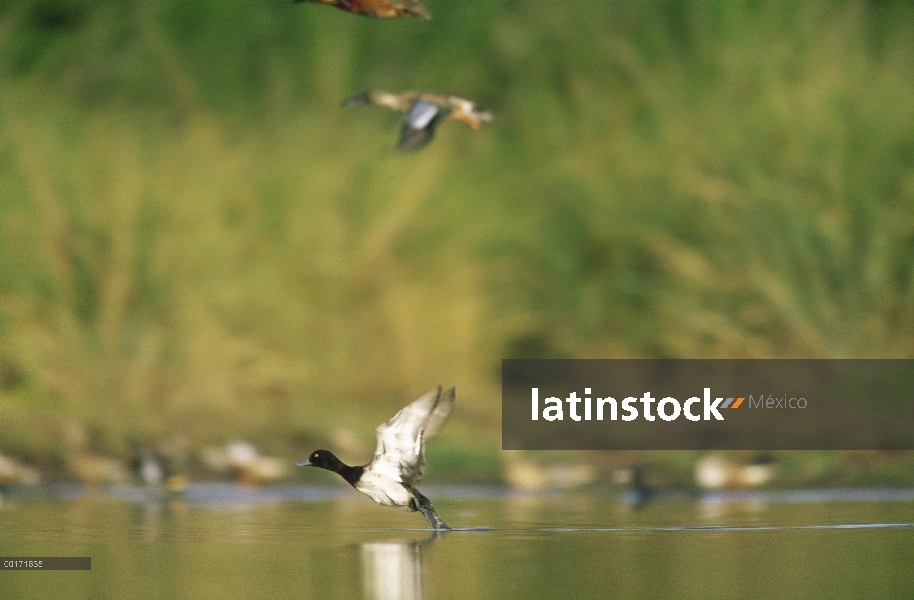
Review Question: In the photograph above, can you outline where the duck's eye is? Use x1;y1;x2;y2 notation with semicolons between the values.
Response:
312;452;319;460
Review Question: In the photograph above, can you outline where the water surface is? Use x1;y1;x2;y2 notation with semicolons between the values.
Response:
1;486;912;599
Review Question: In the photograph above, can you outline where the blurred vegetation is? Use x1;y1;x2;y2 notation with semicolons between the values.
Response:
0;0;913;481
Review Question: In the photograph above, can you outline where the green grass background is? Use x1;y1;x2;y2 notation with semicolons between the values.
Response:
1;0;913;481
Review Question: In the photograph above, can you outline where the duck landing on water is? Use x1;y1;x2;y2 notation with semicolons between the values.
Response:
343;91;493;151
297;385;455;530
294;0;431;20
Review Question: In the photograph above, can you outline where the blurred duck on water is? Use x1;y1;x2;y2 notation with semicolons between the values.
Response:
0;452;41;490
343;91;493;151
502;450;596;491
694;453;777;491
297;385;455;530
65;423;129;488
201;441;288;489
128;438;189;493
294;0;431;20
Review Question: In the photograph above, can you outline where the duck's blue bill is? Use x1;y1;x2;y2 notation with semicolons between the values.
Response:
295;460;311;467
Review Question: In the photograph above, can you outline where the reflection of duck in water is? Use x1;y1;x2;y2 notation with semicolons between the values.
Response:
361;540;425;600
298;386;455;530
294;0;431;20
343;91;493;151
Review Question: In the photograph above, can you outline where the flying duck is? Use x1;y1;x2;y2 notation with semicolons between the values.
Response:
297;385;455;530
294;0;431;20
343;91;493;151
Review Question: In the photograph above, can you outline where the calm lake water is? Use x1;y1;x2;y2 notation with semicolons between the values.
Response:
1;485;913;599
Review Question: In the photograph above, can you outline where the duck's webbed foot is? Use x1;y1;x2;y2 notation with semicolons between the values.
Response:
412;490;450;531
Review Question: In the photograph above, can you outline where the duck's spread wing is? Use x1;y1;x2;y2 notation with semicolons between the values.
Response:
369;385;455;485
398;101;450;151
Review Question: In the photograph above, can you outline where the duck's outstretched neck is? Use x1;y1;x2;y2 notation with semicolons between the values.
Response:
336;464;364;488
299;450;364;488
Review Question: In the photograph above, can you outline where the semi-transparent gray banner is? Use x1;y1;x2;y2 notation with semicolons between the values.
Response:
1;557;91;570
502;359;914;450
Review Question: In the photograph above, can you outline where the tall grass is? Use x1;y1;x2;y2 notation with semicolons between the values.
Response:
0;0;912;466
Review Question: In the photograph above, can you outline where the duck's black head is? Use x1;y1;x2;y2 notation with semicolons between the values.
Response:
297;450;363;486
296;449;342;471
